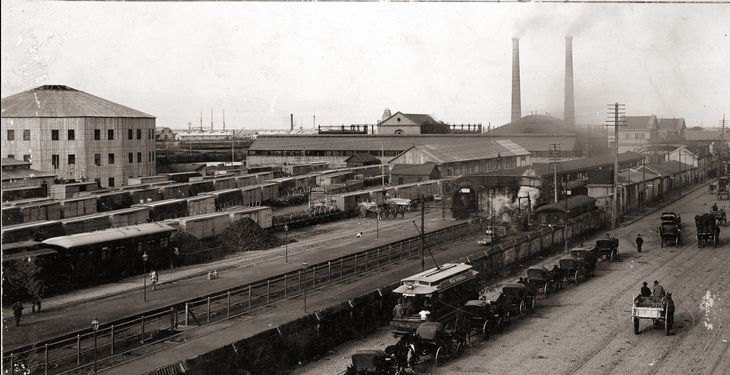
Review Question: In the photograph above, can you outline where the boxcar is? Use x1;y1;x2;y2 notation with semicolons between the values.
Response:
107;207;150;227
159;183;192;200
18;201;62;223
235;174;259;188
61;213;113;235
175;213;231;240
127;175;170;186
212;177;238;191
2;205;22;226
165;172;201;183
96;191;134;212
241;185;264;206
203;188;244;210
128;188;162;205
1;221;65;244
60;196;98;219
187;195;217;216
227;206;273;229
188;180;215;196
1;185;47;202
49;181;99;200
253;171;275;184
134;198;189;221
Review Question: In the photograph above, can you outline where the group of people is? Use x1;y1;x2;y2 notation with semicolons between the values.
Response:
392;300;431;322
11;292;43;327
640;280;665;298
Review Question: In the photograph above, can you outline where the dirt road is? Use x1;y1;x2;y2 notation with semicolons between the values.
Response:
295;187;730;375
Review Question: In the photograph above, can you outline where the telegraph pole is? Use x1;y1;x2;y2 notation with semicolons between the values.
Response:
607;103;626;229
421;193;426;271
721;114;727;177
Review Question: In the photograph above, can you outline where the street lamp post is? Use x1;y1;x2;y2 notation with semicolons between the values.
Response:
91;317;100;373
301;262;308;313
142;251;148;302
284;225;289;263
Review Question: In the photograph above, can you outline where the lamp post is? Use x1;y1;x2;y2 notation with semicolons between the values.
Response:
301;262;308;313
142;251;148;302
91;317;100;373
284;225;289;263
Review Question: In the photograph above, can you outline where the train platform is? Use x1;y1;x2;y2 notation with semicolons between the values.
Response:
2;209;461;351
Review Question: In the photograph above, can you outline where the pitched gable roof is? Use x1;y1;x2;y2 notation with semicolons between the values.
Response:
390;162;439;176
658;118;686;131
344;153;381;164
1;85;154;118
622;115;659;131
381;111;439;125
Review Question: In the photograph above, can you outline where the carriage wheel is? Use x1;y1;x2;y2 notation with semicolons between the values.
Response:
574;270;581;285
530;296;536;311
698;236;704;248
714;236;719;248
497;317;505;331
633;317;640;334
544;282;550;298
435;346;444;367
610;250;616;262
482;321;490;340
519;300;527;318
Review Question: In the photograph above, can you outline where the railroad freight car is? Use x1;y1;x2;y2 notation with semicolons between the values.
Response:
49;181;99;200
159;183;192;200
535;195;597;226
1;221;65;243
235;174;259;188
134;199;189;221
187;195;217;216
127;175;170;186
213;177;238;191
128;188;162;204
391;180;444;200
107;207;150;227
271;177;296;196
60;196;98;219
96;191;134;212
2;206;22;226
62;214;113;235
333;191;375;213
240;185;263;206
318;171;355;186
260;182;280;203
1;186;47;202
188;180;215;196
18;201;62;223
228;206;273;229
165;172;201;183
203;188;244;210
253;171;275;184
175;213;231;240
293;174;318;193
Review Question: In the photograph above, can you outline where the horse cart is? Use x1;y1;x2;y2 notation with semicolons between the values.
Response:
525;267;559;297
570;247;598;277
412;322;466;367
345;350;404;375
631;295;675;336
711;204;727;225
718;177;730;200
500;283;536;318
695;213;720;248
461;299;508;341
558;257;588;284
659;221;682;247
595;238;619;261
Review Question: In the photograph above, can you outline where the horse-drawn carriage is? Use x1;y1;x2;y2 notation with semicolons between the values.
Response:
569;246;598;277
558;257;588;284
710;204;727;225
595;238;619;261
525;267;560;297
498;283;536;318
718;177;730;200
345;350;404;375
659;221;682;247
410;322;466;367
460;299;508;340
631;295;675;336
695;213;720;248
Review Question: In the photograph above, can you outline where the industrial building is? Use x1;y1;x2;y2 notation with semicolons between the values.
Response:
1;85;156;188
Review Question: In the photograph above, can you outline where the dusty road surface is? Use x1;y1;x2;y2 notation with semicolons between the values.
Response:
295;187;730;375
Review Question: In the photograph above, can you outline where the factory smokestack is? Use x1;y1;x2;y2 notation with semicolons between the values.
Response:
290;114;294;132
564;36;575;129
511;38;521;122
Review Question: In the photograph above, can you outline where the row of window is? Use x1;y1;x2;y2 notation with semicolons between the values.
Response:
46;152;155;169
6;128;154;141
250;150;403;157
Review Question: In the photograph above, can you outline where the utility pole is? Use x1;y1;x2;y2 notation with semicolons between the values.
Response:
421;193;426;272
550;143;561;203
721;114;727;177
607;103;626;229
641;157;646;210
381;145;385;189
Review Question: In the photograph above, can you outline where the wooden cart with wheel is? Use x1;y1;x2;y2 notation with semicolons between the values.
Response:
461;299;508;341
412;322;466;367
631;295;674;336
559;257;586;284
525;267;557;297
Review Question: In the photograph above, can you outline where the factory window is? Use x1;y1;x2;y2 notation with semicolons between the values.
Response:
128;153;133;163
137;152;142;163
68;129;75;140
108;177;115;187
108;129;114;140
7;130;14;141
7;154;15;159
68;154;76;165
94;129;101;140
108;153;115;164
52;154;59;169
94;154;101;166
52;130;59;140
148;151;152;162
128;129;133;140
137;129;142;140
23;130;31;141
23;154;31;162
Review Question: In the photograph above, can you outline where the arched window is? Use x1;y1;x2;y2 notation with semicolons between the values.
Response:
394;129;404;135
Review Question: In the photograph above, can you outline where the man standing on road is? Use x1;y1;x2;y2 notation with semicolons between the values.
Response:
150;270;159;291
653;280;666;298
393;301;404;318
636;234;644;253
12;301;24;326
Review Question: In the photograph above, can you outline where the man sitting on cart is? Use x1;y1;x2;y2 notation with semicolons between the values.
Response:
641;281;651;297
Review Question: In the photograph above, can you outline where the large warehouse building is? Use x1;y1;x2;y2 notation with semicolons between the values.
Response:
1;85;156;188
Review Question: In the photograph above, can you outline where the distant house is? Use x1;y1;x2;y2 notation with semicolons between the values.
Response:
390;162;441;185
155;127;176;142
657;118;686;143
609;115;659;154
378;111;449;135
344;153;381;168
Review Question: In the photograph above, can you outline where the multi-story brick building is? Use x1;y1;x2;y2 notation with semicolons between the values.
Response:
1;85;156;187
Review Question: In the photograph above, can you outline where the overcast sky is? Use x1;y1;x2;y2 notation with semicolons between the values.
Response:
2;1;728;130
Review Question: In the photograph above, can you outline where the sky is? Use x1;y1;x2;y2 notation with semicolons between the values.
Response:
2;1;729;130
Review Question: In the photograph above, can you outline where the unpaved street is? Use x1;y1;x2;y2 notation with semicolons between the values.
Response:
295;186;730;375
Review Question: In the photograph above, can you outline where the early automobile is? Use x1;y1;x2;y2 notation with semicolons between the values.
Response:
412;322;465;367
345;350;403;375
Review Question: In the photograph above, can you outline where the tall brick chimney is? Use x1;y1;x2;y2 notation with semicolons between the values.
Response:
511;38;521;122
564;36;575;129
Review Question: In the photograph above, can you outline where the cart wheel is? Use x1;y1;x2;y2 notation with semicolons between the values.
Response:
544;282;550;298
497;317;505;331
531;296;536;311
574;270;581;285
633;317;640;334
519;300;526;318
660;238;664;248
610;250;615;262
435;346;444;366
482;321;490;340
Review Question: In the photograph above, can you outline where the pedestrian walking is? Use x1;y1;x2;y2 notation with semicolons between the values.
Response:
150;270;159;291
12;301;24;326
636;234;644;253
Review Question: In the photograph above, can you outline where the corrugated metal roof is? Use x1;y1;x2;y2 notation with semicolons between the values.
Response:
390;162;439;176
490;115;575;135
1;85;154;118
505;136;578;152
42;223;175;249
401;139;529;164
